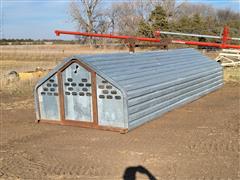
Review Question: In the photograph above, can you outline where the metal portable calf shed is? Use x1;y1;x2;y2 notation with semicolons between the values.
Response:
34;48;223;132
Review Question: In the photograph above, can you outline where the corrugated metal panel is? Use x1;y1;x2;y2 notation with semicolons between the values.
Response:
35;48;223;131
76;48;223;130
37;74;60;120
96;75;125;128
62;62;93;121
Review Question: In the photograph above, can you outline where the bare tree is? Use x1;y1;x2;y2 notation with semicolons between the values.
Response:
132;0;153;20
108;2;143;36
96;14;111;34
106;5;119;34
217;8;240;23
69;0;103;33
175;2;216;18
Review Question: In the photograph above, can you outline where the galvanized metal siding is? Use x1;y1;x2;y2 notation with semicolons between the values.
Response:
77;48;223;129
62;62;93;121
96;75;125;128
127;71;222;129
37;74;60;120
35;48;223;130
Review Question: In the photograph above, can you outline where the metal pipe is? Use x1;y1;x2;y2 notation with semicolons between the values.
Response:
160;31;221;39
158;30;240;41
231;37;240;41
55;30;240;49
171;40;240;49
55;30;160;43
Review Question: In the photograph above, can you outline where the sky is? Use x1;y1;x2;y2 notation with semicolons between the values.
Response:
1;0;240;40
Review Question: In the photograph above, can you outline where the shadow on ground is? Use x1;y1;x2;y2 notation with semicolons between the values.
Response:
123;165;157;180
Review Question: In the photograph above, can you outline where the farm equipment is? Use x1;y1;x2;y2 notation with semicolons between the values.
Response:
215;49;240;66
7;68;50;83
55;26;240;52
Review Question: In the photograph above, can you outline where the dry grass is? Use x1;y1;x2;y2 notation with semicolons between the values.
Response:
0;78;37;97
202;51;239;82
224;67;240;82
0;44;131;98
1;44;128;55
0;45;239;98
0;44;137;74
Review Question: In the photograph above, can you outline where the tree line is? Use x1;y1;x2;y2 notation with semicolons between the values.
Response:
0;39;78;45
69;0;240;42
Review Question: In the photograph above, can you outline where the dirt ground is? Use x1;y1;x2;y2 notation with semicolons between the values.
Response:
0;82;239;179
0;46;239;179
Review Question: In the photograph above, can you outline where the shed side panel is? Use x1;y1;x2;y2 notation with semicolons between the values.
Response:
37;74;60;120
62;62;93;121
127;68;223;129
96;75;125;128
77;48;223;130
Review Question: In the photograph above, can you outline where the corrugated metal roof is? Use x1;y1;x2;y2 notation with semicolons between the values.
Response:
76;48;218;88
74;48;223;129
35;48;223;130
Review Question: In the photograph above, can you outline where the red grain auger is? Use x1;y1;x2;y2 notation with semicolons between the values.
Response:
55;26;240;51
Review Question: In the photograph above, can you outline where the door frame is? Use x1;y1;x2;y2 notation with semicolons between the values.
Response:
57;60;99;128
36;59;128;133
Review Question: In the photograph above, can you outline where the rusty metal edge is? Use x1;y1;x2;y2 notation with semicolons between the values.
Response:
36;119;128;133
